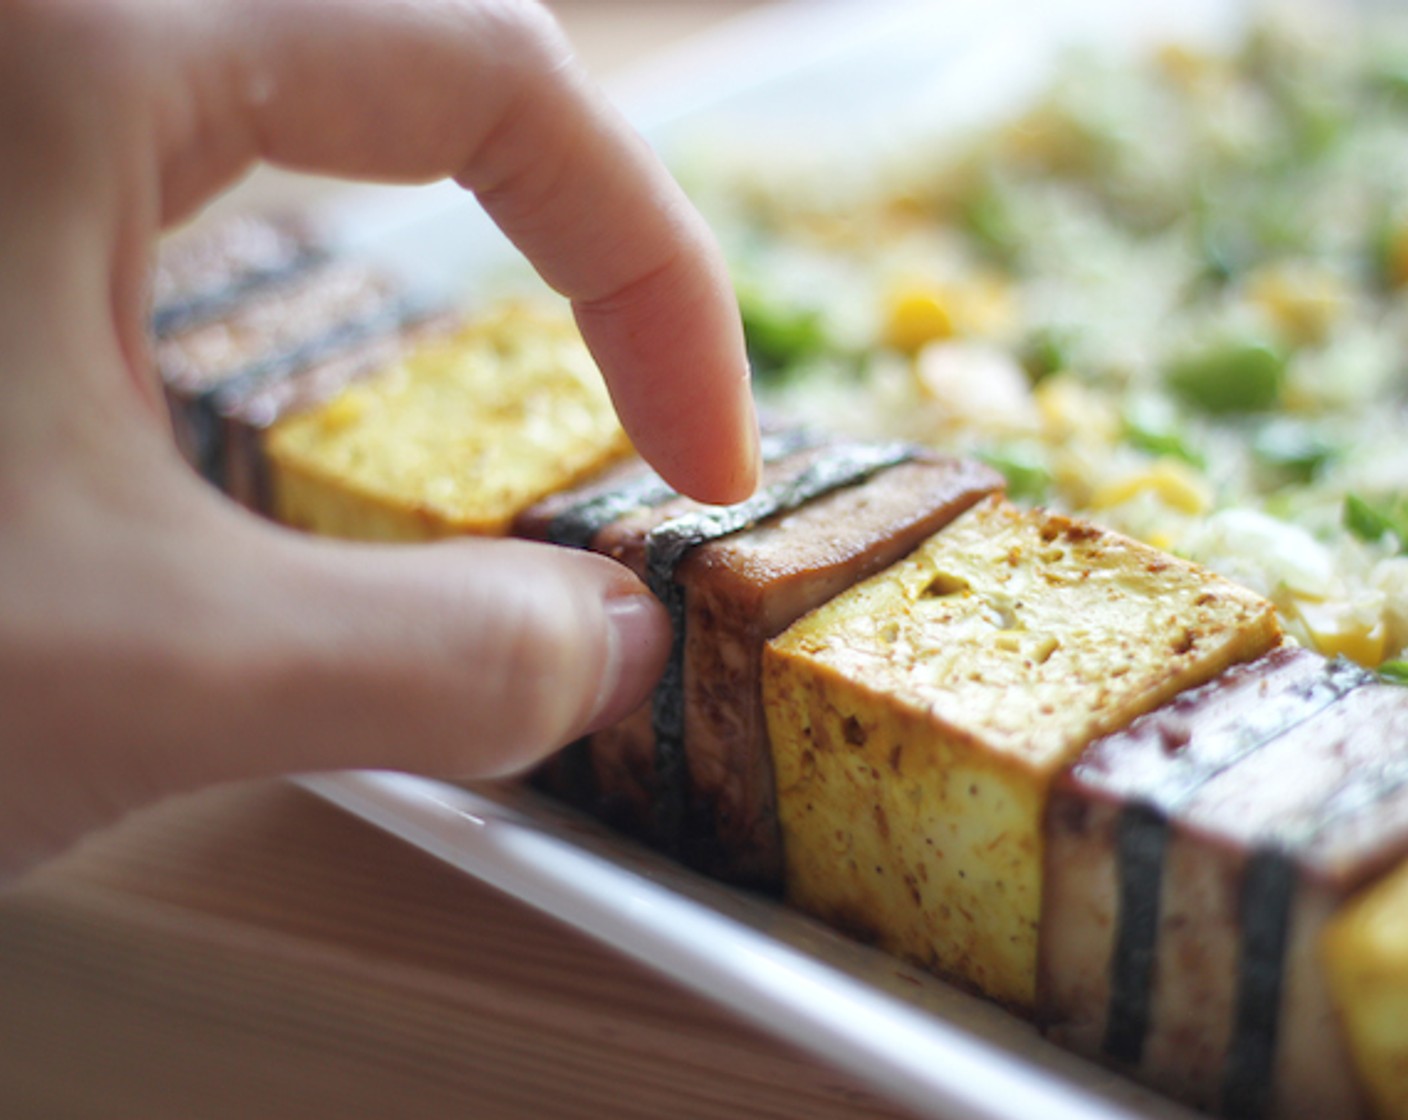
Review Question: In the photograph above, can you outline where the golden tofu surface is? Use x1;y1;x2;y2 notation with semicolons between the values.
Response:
764;496;1279;1008
265;304;632;540
1324;858;1408;1120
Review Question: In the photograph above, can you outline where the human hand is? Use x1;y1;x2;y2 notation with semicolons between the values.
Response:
0;0;759;880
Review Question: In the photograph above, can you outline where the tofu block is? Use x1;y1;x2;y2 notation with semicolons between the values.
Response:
219;314;459;514
153;213;322;337
1042;648;1385;1119
264;304;634;541
763;496;1281;1009
518;440;1002;887
157;257;407;483
1325;851;1408;1120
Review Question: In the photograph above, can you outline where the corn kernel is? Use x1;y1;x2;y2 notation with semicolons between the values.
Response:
1293;598;1389;667
1089;459;1213;516
1034;373;1118;443
884;287;955;354
1248;263;1345;346
1155;43;1227;90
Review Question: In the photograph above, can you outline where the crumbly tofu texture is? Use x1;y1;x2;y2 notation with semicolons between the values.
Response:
264;304;633;540
763;496;1280;1009
1324;849;1408;1120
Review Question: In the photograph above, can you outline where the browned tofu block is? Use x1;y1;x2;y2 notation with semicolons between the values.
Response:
763;498;1281;1009
1041;648;1408;1119
156;246;413;485
266;305;633;541
218;313;458;513
517;438;1003;888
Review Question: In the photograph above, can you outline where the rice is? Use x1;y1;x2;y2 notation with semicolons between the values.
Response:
686;8;1408;667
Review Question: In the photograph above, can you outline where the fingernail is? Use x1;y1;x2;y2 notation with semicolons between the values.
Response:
588;590;671;733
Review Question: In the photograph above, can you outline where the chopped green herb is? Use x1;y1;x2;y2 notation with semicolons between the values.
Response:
960;181;1022;267
738;289;829;380
978;447;1052;504
1282;91;1346;165
1343;493;1408;549
1252;420;1339;483
1018;327;1073;384
1379;660;1408;685
1198;226;1242;286
1123;408;1205;468
1368;56;1408;103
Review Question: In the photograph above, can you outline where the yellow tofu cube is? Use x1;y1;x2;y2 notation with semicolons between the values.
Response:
265;303;633;540
763;496;1280;1009
1324;859;1408;1120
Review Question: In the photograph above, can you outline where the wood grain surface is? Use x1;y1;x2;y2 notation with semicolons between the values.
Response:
0;783;915;1118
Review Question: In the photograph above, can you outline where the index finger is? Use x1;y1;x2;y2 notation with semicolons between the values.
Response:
168;0;759;504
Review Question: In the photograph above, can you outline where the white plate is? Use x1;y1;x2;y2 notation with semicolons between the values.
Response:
302;3;1247;1117
301;771;1198;1120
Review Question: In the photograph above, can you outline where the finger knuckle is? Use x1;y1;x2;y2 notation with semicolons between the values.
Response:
471;0;571;73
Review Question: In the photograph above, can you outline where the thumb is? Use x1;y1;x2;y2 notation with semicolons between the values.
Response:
203;526;671;785
0;408;670;881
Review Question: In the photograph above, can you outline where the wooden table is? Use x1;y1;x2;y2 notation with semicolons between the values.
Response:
0;4;924;1117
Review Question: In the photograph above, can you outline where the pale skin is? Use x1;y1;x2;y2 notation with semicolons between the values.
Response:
0;0;761;881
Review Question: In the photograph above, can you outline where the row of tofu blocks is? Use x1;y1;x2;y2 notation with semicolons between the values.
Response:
157;216;1408;1120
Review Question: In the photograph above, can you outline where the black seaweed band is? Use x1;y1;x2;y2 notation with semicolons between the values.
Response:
153;248;326;338
1223;848;1296;1120
546;428;829;551
1103;803;1168;1066
180;300;427;484
547;473;679;550
645;441;917;853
